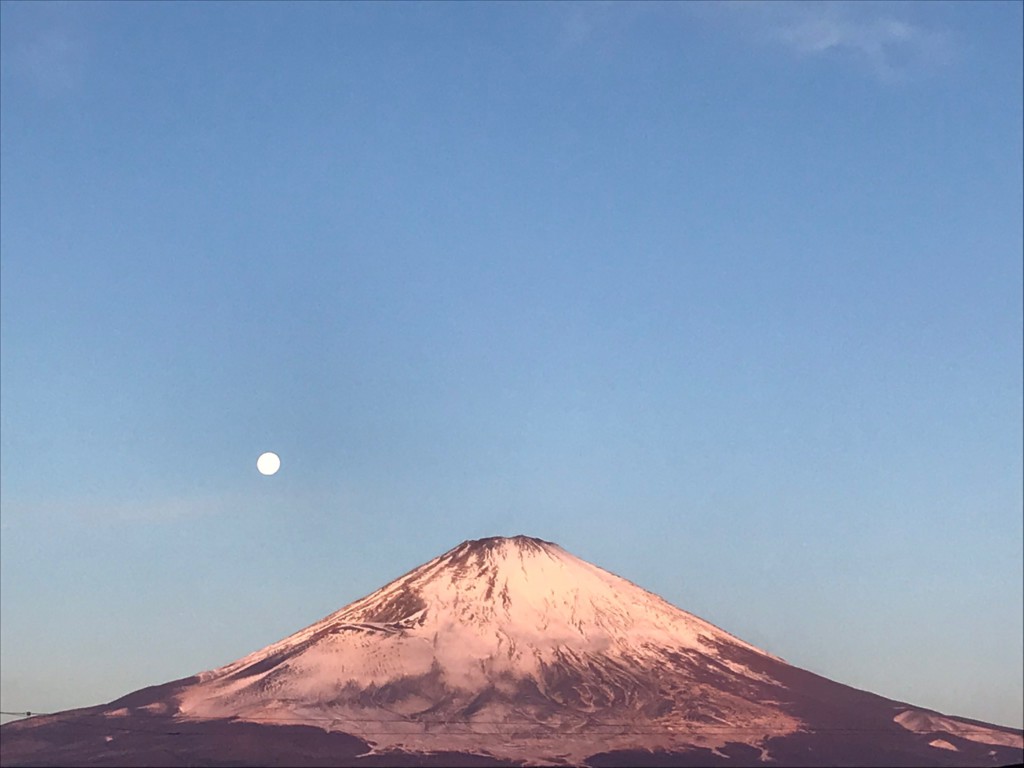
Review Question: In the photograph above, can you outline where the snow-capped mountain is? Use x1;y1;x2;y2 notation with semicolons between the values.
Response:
175;535;800;762
1;536;1021;767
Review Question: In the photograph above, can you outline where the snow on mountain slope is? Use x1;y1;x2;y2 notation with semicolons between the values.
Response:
175;536;801;760
3;535;1022;767
895;709;1023;749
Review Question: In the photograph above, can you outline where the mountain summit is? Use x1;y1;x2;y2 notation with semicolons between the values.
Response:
178;535;795;751
2;536;1021;767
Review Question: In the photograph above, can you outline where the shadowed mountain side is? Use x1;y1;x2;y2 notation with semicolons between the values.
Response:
0;711;524;768
4;711;1021;768
585;736;1024;768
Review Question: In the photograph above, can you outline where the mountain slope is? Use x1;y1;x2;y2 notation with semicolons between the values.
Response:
2;536;1021;767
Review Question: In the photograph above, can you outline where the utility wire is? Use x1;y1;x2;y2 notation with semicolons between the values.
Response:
2;709;1018;739
2;711;200;738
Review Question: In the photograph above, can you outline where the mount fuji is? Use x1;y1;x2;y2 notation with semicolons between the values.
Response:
1;535;1021;767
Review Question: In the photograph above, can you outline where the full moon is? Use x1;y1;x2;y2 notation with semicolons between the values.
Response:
256;452;281;476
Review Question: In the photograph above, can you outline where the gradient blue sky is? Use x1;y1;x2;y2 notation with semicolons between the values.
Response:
1;1;1021;729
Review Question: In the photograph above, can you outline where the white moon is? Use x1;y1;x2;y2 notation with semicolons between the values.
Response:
256;452;281;476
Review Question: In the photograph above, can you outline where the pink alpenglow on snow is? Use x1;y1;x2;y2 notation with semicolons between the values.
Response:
1;536;1021;767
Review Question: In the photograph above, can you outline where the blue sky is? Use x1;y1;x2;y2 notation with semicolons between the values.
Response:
1;0;1021;729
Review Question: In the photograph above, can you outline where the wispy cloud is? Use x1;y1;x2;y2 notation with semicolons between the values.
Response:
1;495;223;528
698;1;954;83
776;10;951;82
0;486;339;529
554;0;646;53
559;5;599;51
19;28;86;92
2;4;90;97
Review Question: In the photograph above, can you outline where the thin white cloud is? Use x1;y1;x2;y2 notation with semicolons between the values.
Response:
20;28;86;92
774;9;951;82
0;486;339;527
694;1;954;83
554;0;647;53
1;495;221;526
559;6;598;50
2;4;90;97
